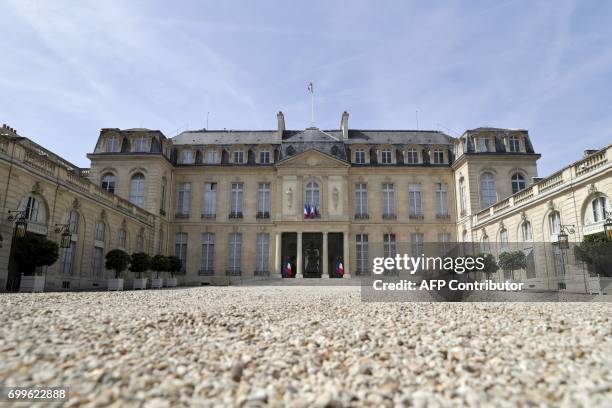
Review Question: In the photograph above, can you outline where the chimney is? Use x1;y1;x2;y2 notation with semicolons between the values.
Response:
277;111;285;140
584;149;598;157
340;111;349;139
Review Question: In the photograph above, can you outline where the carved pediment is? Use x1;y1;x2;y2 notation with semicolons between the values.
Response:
275;148;349;168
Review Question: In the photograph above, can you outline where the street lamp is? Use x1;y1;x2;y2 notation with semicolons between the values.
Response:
7;210;28;238
557;224;575;250
604;210;612;240
55;224;72;249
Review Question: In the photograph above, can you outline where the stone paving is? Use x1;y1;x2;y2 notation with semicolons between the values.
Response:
0;286;610;407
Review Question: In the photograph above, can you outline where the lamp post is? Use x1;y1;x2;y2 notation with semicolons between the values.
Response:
603;210;612;240
54;224;72;249
7;210;28;238
557;225;575;250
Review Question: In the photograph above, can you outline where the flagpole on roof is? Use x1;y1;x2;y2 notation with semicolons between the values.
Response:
308;81;314;126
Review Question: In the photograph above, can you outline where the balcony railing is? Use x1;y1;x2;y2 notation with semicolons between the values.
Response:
256;211;270;219
409;213;424;220
229;212;243;219
199;269;215;276
201;213;216;219
175;213;190;219
382;214;397;220
436;213;450;219
354;213;369;219
226;269;242;276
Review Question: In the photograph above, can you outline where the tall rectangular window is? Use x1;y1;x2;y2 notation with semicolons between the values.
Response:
479;138;489;152
259;151;271;164
61;242;76;275
356;234;369;275
438;233;452;255
432;149;444;164
207;150;218;164
203;182;217;218
355;149;366;164
94;222;105;242
118;229;127;249
382;183;395;219
92;247;103;278
435;183;448;217
405;148;418;164
200;233;214;275
230;183;244;218
257;182;271;218
355;183;368;218
233;150;244;164
176;183;191;217
459;178;466;216
255;233;269;275
228;233;242;275
408;183;423;218
383;234;396;274
381;149;392;164
411;233;424;256
175;233;188;273
160;177;167;214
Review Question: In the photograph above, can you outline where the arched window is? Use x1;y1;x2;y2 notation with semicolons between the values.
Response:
521;221;533;242
117;229;127;249
101;173;116;194
61;210;79;275
286;146;295;156
304;181;320;212
549;211;561;235
511;173;526;194
462;230;469;242
129;173;145;207
480;172;496;208
19;195;46;224
499;228;509;251
591;196;609;222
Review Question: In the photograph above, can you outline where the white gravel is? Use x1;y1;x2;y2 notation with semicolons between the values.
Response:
0;286;611;407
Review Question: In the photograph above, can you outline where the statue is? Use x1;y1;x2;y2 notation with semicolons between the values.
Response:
304;241;320;275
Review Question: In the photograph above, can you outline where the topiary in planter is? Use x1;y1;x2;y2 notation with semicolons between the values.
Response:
13;233;59;275
105;249;130;279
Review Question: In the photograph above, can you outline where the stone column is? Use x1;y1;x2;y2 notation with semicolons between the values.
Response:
343;231;351;278
297;232;303;278
322;232;329;278
274;232;281;278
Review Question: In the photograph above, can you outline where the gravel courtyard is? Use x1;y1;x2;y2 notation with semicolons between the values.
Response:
0;286;611;407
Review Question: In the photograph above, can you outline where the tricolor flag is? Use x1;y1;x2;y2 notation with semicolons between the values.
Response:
307;81;313;94
304;203;309;219
286;262;292;277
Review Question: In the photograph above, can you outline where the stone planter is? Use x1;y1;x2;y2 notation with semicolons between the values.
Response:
107;278;124;291
19;275;45;293
166;277;178;287
151;278;163;289
133;278;148;290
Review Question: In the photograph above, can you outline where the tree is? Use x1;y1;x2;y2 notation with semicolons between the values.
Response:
105;249;130;279
167;255;182;277
498;251;527;281
129;252;151;279
575;233;612;277
13;233;59;275
476;253;499;281
150;255;169;279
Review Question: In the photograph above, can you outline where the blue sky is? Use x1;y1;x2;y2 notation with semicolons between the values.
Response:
1;0;611;175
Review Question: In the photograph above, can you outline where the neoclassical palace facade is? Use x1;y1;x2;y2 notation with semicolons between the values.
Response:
0;112;610;292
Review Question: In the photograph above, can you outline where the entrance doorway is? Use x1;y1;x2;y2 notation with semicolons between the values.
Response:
302;233;322;278
328;233;343;278
281;232;297;278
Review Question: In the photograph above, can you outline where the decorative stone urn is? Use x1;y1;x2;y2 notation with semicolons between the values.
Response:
19;275;45;293
133;278;148;290
107;278;124;291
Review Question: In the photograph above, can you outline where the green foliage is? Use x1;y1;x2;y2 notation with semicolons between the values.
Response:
150;255;169;278
13;233;59;275
105;249;130;279
498;251;527;280
476;252;499;277
575;234;612;277
167;255;182;277
129;252;151;278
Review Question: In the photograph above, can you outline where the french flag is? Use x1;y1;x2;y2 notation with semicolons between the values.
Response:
304;204;309;219
337;261;344;275
286;262;292;277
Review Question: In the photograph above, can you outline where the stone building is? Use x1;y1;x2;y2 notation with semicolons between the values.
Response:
1;112;610;292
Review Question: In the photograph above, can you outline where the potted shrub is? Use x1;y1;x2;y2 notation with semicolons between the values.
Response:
130;252;151;289
166;255;182;287
498;251;527;282
150;254;168;289
476;252;499;282
13;233;59;292
105;249;130;291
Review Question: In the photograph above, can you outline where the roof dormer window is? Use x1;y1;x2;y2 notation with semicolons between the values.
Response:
106;137;118;153
135;136;147;152
381;149;393;164
509;136;520;152
234;150;244;164
182;149;194;164
432;149;444;164
405;148;418;164
479;137;490;152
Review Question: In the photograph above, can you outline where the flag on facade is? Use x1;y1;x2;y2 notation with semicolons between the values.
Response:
304;204;308;218
307;81;313;94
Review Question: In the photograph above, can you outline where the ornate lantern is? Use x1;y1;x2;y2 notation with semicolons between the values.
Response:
55;224;72;249
557;230;569;250
604;213;612;240
13;213;28;238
